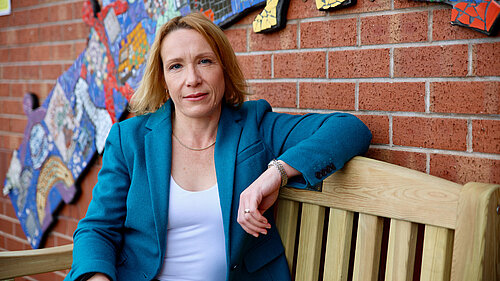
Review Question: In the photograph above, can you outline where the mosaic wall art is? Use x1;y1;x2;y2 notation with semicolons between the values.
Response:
3;0;154;249
4;0;359;249
413;0;499;35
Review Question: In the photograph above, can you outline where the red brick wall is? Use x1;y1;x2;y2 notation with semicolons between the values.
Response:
0;0;499;280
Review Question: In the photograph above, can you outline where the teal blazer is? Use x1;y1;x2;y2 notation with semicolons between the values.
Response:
66;99;371;281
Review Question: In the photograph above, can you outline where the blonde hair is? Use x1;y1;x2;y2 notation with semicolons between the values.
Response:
129;13;248;115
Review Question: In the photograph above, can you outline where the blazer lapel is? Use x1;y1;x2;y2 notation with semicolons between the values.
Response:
144;101;173;253
215;104;242;260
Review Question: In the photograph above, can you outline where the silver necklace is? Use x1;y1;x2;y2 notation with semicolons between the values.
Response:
172;133;216;151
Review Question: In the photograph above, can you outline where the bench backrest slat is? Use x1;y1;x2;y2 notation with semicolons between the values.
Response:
295;203;325;281
420;225;453;281
352;214;383;281
384;219;418;281
323;208;353;281
275;199;299;272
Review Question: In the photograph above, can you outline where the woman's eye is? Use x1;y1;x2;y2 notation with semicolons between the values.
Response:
169;64;182;70
200;58;212;64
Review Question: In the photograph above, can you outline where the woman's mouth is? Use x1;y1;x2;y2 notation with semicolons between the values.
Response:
184;93;208;101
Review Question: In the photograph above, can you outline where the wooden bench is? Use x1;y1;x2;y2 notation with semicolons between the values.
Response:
0;156;498;281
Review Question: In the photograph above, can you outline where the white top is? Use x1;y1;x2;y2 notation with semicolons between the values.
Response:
155;176;227;281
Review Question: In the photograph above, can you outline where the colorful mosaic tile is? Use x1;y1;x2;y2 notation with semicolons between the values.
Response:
413;0;499;35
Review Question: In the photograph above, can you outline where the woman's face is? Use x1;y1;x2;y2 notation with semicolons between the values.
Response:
160;28;225;121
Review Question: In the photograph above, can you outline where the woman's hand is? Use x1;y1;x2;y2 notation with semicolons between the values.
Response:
87;273;111;281
237;160;299;237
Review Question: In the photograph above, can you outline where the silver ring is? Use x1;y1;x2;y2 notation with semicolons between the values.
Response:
244;208;251;214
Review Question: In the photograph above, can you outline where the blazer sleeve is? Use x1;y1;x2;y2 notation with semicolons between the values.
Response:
67;123;130;281
256;100;372;189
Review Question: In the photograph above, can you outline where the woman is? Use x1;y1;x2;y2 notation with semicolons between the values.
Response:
66;13;371;281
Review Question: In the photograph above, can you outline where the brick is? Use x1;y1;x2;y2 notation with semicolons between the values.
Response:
29;44;74;61
15;27;39;45
11;0;38;9
50;3;73;22
250;24;297;51
10;9;31;26
329;0;391;15
0;12;10;27
67;219;79;236
0;99;24;115
472;120;500;154
329;48;390;78
77;162;101;218
0;135;23;150
14;223;25;238
74;41;87;57
430;81;500;114
224;28;247;53
55;235;73;246
473;42;500;76
0;217;13;234
0;199;6;214
274;51;326;78
359;82;425;112
0;118;9;131
52;218;68;239
9;118;27;134
361;12;428;45
0;49;9;63
393;117;467;150
433;9;487;41
45;234;56;248
5;200;16;218
248;82;296;108
0;83;10;97
18;65;39;80
300;18;356;48
72;1;86;20
2;66;19;80
8;46;30;62
10;83;30;99
61;22;90;41
0;151;10;188
4;235;29;250
394;0;437;9
39;64;64;80
29;7;51;26
38;24;64;42
394;45;468;77
366;148;428;173
287;0;325;20
237;54;272;79
430;154;500;184
0;30;18;45
299;82;355;110
356;115;389;144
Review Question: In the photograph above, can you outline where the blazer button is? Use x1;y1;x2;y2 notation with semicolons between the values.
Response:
231;264;240;271
326;166;332;173
322;169;328;176
315;172;322;179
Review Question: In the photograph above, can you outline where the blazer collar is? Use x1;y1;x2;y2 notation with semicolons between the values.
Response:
144;100;173;253
215;103;243;258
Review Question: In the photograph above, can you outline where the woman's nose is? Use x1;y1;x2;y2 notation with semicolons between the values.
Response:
185;65;202;87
